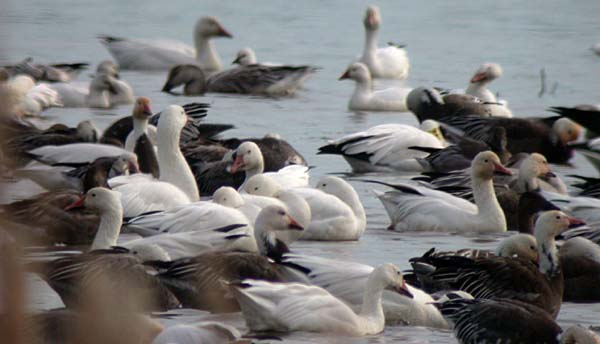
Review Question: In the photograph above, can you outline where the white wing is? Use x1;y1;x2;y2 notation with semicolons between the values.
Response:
376;46;410;79
100;37;196;70
113;179;191;218
28;143;130;164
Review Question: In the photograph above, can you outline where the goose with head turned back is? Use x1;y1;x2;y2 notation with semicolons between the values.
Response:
339;62;412;111
410;210;585;318
243;174;364;241
374;151;511;233
99;16;232;72
229;263;412;335
358;6;410;79
466;62;503;103
32;187;179;311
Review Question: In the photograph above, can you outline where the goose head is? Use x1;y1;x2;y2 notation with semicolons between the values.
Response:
132;96;153;120
363;5;382;31
111;153;139;176
315;176;356;201
535;210;584;240
157;104;187;135
96;60;119;78
471;151;512;180
370;263;413;298
129;243;171;262
195;16;233;39
230;142;264;174
90;73;118;95
406;87;445;121
420;119;445;143
339;62;372;83
256;204;304;232
470;63;503;84
495;233;539;263
242;174;282;196
233;48;256;65
552;117;582;144
213;186;245;208
65;187;121;214
76;120;99;142
520;153;554;182
161;64;206;94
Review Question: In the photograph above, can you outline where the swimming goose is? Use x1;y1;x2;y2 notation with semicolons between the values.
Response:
339;62;412;111
109;105;201;216
48;73;123;108
153;322;241;344
374;151;510;233
3;57;89;82
559;236;600;302
232;47;278;66
407;87;496;121
243;175;365;241
358;6;410;79
231;141;309;189
99;17;232;72
91;60;134;106
282;253;448;328
162;63;318;96
423;114;581;163
464;62;513;117
410;210;584;318
229;263;411;335
318;122;444;172
155;205;304;312
6;75;63;116
32;187;180;311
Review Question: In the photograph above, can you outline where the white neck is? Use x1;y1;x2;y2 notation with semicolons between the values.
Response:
466;83;496;103
86;89;110;108
253;219;278;256
340;189;367;228
91;204;123;250
157;124;200;201
358;274;385;332
537;234;560;276
194;35;222;72
125;117;149;151
472;176;506;231
244;156;265;184
362;28;379;61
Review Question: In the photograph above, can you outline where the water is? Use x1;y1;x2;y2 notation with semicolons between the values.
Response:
3;0;600;342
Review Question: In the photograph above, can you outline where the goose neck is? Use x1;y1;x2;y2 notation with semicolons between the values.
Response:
472;176;506;229
157;124;200;201
358;274;385;323
91;205;123;250
537;235;560;276
133;117;149;138
244;157;265;181
362;29;379;59
194;35;222;72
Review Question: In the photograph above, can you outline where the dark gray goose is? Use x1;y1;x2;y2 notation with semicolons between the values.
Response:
410;210;584;318
161;63;318;96
29;187;180;311
3;57;89;82
559;236;600;302
155;204;305;312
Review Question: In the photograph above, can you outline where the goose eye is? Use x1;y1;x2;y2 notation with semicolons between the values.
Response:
278;210;285;216
247;150;251;154
396;271;401;275
132;250;138;254
322;183;327;187
555;215;561;219
530;246;535;250
254;187;259;191
484;159;489;163
91;193;96;197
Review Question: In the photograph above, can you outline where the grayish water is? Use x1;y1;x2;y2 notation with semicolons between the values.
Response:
4;0;600;342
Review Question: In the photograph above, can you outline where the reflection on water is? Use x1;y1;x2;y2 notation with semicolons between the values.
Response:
4;0;600;342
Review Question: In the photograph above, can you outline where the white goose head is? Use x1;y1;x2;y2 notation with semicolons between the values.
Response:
89;73;118;95
96;60;119;78
233;48;256;65
242;174;282;196
66;186;121;214
76;120;99;142
369;263;413;299
230;142;264;174
495;233;538;262
132;96;153;120
194;16;233;39
552;117;582;144
470;63;503;85
213;186;245;208
339;62;372;84
518;153;553;191
471;151;512;180
158;105;187;137
534;210;585;274
129;243;171;262
363;5;382;31
254;204;304;257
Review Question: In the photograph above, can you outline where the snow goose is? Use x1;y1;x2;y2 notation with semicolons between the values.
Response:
232;47;277;66
339;62;411;111
318;122;444;172
162;63;318;96
99;16;232;72
559;236;600;302
3;57;89;82
374;151;511;233
231;141;309;189
155;205;305;312
124;96;154;152
153;322;241;344
243;175;365;241
91;60;134;106
465;62;513;117
282;253;448;328
407;87;494;121
410;210;584;318
229;263;411;335
358;6;410;79
548;104;600;135
426;114;581;163
31;187;180;311
109;105;201;216
6;74;63;116
48;72;123;108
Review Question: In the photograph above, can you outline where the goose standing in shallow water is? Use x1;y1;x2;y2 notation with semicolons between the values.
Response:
339;62;412;111
99;17;232;72
373;151;511;233
357;6;410;79
229;263;412;335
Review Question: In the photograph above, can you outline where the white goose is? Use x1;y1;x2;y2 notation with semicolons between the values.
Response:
318;122;445;172
282;254;448;328
465;62;512;117
48;73;124;108
232;47;278;66
27;143;134;165
124;97;155;152
358;6;410;79
375;151;511;233
99;17;232;72
229;263;411;336
6;75;62;116
243;174;365;241
231;141;309;190
109;105;200;217
93;60;134;106
339;62;412;111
